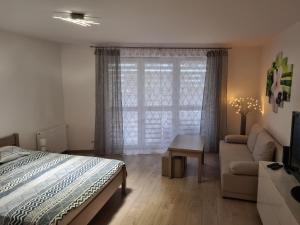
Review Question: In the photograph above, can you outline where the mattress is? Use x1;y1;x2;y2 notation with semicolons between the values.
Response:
0;151;124;225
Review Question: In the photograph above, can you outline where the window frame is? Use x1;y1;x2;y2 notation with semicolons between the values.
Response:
121;56;206;152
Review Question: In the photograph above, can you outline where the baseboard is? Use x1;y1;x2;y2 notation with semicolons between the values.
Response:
64;150;96;155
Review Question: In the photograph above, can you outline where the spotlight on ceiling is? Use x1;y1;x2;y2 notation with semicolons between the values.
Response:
53;11;100;27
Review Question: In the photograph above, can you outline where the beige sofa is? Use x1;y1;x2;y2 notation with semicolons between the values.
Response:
219;124;283;201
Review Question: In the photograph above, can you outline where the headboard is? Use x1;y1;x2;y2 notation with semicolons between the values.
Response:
0;133;19;147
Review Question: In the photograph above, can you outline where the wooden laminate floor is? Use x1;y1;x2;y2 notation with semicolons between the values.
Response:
88;153;262;225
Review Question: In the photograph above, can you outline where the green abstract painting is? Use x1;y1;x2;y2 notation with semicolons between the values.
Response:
266;52;293;113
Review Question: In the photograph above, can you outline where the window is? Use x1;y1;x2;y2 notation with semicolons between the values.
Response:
121;56;207;154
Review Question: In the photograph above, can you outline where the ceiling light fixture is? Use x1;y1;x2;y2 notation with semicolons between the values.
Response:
53;11;100;27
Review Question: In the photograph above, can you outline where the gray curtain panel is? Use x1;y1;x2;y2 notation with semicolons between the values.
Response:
94;48;124;155
200;50;228;153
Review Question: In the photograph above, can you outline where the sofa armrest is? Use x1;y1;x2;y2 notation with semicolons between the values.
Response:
225;135;248;144
229;161;258;176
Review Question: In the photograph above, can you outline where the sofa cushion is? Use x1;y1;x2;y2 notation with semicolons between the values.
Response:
225;135;248;144
219;141;254;175
229;161;258;176
247;124;264;152
252;131;275;161
221;173;258;201
219;141;258;201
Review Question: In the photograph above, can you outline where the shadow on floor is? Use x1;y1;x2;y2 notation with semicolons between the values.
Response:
88;188;133;225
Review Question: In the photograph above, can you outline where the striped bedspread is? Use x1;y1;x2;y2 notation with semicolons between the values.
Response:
0;151;125;225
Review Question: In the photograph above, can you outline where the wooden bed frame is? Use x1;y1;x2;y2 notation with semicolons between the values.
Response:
0;133;127;225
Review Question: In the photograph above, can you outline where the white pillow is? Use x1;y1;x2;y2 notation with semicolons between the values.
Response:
0;146;30;163
225;135;248;144
229;161;258;176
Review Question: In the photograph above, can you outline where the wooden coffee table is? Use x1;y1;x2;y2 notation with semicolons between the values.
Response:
168;134;204;183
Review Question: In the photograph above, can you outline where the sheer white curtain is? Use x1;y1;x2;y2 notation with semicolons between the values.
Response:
120;48;207;154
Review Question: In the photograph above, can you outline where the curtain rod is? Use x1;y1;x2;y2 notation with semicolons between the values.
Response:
90;45;232;50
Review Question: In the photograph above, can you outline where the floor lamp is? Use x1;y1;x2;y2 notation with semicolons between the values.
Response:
230;97;262;135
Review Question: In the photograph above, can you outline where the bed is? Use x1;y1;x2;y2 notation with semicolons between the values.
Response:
0;133;127;225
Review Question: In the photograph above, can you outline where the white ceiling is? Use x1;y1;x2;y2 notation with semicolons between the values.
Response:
0;0;300;46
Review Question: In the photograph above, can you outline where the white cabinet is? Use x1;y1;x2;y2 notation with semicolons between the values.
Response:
257;162;300;225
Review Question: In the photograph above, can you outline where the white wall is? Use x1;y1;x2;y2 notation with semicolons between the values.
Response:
259;22;300;145
227;47;262;134
0;30;65;149
61;45;95;150
1;28;291;151
61;45;262;150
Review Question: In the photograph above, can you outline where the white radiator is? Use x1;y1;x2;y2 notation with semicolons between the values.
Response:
36;124;68;153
